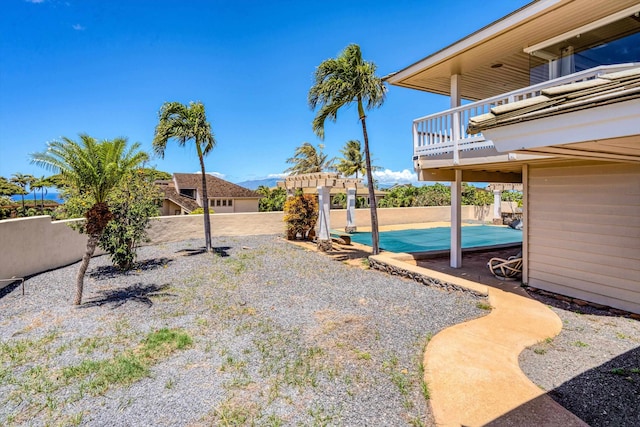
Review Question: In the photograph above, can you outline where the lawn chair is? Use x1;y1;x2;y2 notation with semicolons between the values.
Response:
488;252;522;280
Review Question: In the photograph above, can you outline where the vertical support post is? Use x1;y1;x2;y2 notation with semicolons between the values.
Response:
451;74;462;165
493;189;502;224
317;186;332;251
345;187;357;233
450;169;462;268
522;165;529;283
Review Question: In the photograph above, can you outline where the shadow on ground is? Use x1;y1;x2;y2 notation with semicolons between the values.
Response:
176;246;231;257
89;257;173;280
0;280;22;299
487;346;640;426
82;283;175;308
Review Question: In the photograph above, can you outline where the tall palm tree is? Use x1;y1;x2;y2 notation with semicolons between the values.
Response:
153;101;216;252
10;173;31;215
333;139;382;179
32;176;51;212
309;44;387;254
31;134;148;305
284;142;333;175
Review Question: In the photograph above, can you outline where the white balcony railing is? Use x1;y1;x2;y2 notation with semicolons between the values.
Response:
413;63;639;164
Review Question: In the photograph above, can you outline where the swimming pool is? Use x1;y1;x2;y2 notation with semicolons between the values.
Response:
349;225;522;253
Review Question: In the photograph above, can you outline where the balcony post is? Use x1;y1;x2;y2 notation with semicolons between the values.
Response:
450;169;462;268
451;74;462;165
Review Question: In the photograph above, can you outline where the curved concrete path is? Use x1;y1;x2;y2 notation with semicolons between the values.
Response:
426;286;588;426
369;252;588;426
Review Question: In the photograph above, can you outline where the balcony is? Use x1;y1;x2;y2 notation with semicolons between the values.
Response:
412;64;640;166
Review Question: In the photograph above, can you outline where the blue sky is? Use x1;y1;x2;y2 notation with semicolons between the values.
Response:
0;0;529;186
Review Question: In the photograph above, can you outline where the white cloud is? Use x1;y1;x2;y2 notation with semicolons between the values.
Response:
372;169;419;185
191;171;226;179
266;173;289;179
72;24;85;31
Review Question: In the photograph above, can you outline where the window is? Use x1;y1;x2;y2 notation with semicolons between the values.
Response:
528;13;640;84
216;200;221;206
228;199;233;207
179;189;195;199
222;200;227;206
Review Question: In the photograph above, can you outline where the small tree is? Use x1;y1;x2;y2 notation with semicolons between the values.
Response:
31;135;148;305
257;186;287;212
283;193;318;240
98;170;162;270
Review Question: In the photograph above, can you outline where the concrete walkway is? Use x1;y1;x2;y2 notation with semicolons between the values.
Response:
370;252;588;427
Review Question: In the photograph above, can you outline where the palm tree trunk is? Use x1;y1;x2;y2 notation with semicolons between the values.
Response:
198;155;213;252
74;233;99;305
359;105;380;255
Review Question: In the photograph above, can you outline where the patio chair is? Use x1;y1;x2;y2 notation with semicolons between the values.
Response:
487;252;522;280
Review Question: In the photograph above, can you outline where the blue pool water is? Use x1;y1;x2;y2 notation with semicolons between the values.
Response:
349;225;522;253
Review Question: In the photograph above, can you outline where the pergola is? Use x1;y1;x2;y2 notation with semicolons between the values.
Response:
278;173;366;250
487;183;523;224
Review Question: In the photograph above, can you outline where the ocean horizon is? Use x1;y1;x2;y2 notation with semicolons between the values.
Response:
10;192;64;204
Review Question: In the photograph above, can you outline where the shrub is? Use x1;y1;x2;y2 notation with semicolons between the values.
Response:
283;193;318;240
99;171;162;270
190;207;205;214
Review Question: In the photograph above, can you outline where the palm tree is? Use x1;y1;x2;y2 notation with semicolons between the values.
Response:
284;142;334;175
31;134;148;305
333;139;382;179
308;44;387;254
10;173;31;215
32;176;51;212
153;101;216;252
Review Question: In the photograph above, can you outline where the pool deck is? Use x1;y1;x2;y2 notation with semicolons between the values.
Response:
301;223;587;426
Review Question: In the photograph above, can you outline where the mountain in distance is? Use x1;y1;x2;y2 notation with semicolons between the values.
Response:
235;177;281;190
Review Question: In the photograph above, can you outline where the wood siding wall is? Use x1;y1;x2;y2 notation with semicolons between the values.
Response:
528;162;640;313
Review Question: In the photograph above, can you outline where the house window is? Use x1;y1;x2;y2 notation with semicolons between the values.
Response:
179;189;195;199
210;200;215;207
228;199;233;207
529;14;640;84
216;200;221;206
222;200;227;206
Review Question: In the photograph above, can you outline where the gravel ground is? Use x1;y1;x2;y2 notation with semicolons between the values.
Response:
520;294;640;427
0;235;485;427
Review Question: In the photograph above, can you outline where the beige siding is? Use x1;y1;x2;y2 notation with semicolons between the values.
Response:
528;162;640;313
234;199;260;213
162;200;186;216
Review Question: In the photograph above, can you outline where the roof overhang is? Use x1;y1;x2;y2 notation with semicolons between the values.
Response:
482;99;640;162
386;0;640;100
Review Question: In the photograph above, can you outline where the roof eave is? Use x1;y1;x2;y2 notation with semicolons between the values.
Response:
386;0;556;87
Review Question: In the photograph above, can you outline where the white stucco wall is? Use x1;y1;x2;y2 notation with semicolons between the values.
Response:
0;216;97;280
0;205;494;281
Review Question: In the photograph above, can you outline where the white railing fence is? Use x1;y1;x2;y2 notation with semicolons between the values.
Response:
413;63;639;163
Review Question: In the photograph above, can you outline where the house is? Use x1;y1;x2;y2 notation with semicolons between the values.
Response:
157;173;262;215
386;0;640;314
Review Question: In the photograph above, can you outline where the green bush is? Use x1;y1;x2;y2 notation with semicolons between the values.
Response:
283;193;318;240
99;171;161;270
190;207;205;214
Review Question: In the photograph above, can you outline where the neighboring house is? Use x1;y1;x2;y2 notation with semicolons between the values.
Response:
386;0;640;313
157;173;261;215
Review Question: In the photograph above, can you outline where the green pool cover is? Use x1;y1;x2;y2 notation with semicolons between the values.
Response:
349;225;522;253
